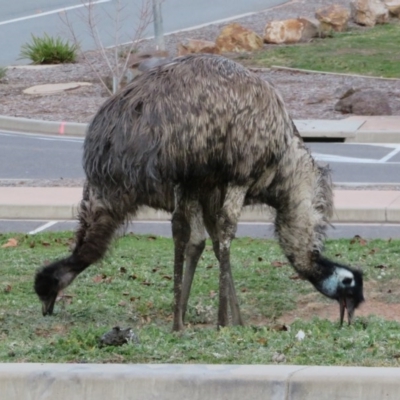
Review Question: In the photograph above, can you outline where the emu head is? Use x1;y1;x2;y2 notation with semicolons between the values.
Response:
310;256;364;326
34;258;78;316
34;267;59;316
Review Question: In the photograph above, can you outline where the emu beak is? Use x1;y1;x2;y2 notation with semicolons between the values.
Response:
41;295;57;316
339;295;355;326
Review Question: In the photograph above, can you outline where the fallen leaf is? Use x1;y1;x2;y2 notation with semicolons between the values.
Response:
29;241;36;248
41;241;51;247
209;290;216;299
118;301;127;307
256;337;267;345
122;292;129;296
258;256;263;262
92;274;107;283
1;238;18;248
162;275;172;280
4;285;12;293
241;288;248;293
206;265;213;269
147;235;157;241
289;274;301;280
271;261;287;267
142;281;152;286
335;253;342;257
350;235;367;246
129;274;138;280
152;267;160;273
374;264;387;269
271;324;289;332
119;267;127;274
130;296;140;302
369;248;380;255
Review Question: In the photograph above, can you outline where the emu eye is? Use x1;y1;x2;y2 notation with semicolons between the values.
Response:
342;277;353;286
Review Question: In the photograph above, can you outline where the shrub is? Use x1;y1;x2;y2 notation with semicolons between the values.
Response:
19;34;78;64
0;67;6;80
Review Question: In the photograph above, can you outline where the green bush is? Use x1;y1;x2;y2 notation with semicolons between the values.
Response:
19;34;78;64
0;67;6;80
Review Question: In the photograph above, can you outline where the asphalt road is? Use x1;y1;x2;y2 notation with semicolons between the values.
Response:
2;219;400;239
0;0;288;66
1;131;400;184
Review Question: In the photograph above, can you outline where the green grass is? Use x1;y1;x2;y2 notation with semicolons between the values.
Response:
252;21;400;78
1;232;400;366
19;34;78;64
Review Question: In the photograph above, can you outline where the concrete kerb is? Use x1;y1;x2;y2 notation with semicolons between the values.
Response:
0;115;86;136
1;115;400;142
1;363;399;400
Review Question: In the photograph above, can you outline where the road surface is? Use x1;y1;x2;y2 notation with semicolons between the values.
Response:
0;0;288;66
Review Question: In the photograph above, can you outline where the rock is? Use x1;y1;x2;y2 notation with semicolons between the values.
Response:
177;39;220;56
384;0;400;16
334;86;357;99
264;18;320;44
99;326;139;347
23;82;92;95
315;4;351;32
216;23;263;53
351;0;389;26
334;89;392;115
272;352;286;363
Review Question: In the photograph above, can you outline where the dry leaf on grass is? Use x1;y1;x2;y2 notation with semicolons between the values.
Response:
1;238;18;248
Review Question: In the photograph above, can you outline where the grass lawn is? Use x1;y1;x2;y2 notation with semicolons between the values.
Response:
246;21;400;78
1;232;400;366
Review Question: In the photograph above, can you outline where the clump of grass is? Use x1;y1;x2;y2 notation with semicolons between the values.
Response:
19;34;78;64
0;66;6;80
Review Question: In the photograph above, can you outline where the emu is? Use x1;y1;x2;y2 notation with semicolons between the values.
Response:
34;54;364;330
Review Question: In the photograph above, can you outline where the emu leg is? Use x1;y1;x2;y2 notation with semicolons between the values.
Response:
205;220;244;326
181;208;206;322
34;184;130;315
171;189;193;332
216;185;247;328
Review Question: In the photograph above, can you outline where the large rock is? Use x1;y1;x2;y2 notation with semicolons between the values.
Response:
264;18;320;44
177;39;220;56
216;23;263;53
351;0;389;26
315;4;351;32
335;89;392;115
384;0;400;16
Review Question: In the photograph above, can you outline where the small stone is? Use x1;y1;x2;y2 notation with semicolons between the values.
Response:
272;352;286;363
99;326;139;347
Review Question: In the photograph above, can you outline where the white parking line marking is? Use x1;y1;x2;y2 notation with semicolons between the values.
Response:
379;146;400;163
0;0;111;26
29;221;58;235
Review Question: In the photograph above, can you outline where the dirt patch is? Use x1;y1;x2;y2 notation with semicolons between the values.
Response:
278;280;400;324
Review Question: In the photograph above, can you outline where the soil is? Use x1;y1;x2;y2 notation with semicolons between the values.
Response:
278;280;400;324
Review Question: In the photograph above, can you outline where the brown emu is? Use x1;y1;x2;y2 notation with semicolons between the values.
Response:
34;54;364;330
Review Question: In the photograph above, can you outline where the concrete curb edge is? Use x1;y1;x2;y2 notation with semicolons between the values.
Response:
0;363;399;400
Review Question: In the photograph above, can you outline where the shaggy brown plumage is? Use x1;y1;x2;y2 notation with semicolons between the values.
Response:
35;54;363;330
